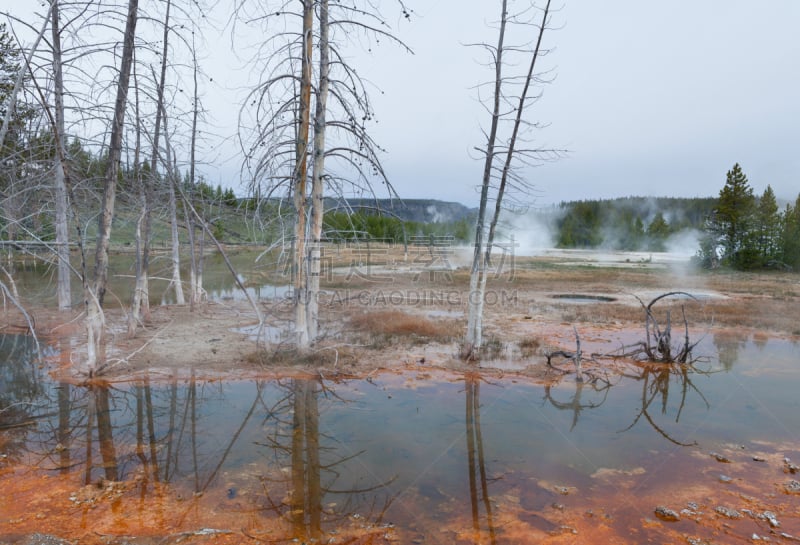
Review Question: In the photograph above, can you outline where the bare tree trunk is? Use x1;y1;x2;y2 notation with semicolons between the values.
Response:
154;0;183;306
128;200;147;336
130;0;172;335
196;226;205;303
88;0;139;374
167;159;185;305
485;0;552;258
465;0;508;354
51;0;71;310
128;58;148;338
183;196;199;308
186;32;202;309
306;0;330;344
293;0;314;348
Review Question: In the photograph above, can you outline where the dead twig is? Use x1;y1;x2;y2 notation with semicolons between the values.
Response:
544;326;590;380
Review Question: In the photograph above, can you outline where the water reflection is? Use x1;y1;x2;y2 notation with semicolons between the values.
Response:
252;379;397;540
2;336;800;542
0;334;44;458
465;375;497;544
6;374;399;541
543;376;613;431
619;362;710;446
714;331;747;370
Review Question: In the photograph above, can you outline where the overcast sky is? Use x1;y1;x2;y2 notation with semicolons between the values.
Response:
207;0;800;207
334;0;800;207
7;1;799;207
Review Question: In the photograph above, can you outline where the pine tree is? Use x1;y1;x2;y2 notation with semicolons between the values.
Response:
0;23;39;242
0;23;36;137
647;212;671;252
712;163;755;268
780;194;800;269
753;185;780;266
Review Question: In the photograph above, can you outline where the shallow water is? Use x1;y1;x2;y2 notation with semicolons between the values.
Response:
5;251;291;307
1;334;799;543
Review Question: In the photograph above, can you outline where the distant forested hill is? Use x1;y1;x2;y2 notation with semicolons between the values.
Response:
551;196;717;251
321;199;476;242
332;198;476;224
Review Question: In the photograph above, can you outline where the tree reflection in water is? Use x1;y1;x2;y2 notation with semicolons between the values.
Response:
542;361;710;448
1;370;407;541
543;375;613;431
0;335;44;427
91;385;119;482
253;378;397;542
0;334;48;465
465;374;498;545
713;331;746;370
619;362;710;446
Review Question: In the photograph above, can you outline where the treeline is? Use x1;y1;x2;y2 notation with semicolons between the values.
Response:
0;122;471;245
323;210;472;243
697;163;800;271
0;135;240;242
553;197;716;251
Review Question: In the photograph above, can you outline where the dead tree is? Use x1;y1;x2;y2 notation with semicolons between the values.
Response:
237;0;411;349
306;0;330;345
50;0;71;310
548;292;706;368
185;31;204;309
87;0;139;374
464;0;562;357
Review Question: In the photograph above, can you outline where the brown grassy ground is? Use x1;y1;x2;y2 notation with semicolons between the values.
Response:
19;248;797;381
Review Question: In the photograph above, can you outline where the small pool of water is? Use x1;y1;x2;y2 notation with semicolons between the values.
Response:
551;293;617;303
1;334;798;543
209;282;292;303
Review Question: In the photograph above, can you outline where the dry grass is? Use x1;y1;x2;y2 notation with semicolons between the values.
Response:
545;294;799;336
703;298;800;334
517;337;542;358
349;309;461;340
705;270;800;297
509;261;668;290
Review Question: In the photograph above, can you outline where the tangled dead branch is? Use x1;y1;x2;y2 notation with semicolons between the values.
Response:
629;291;703;363
546;292;707;369
589;292;706;364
